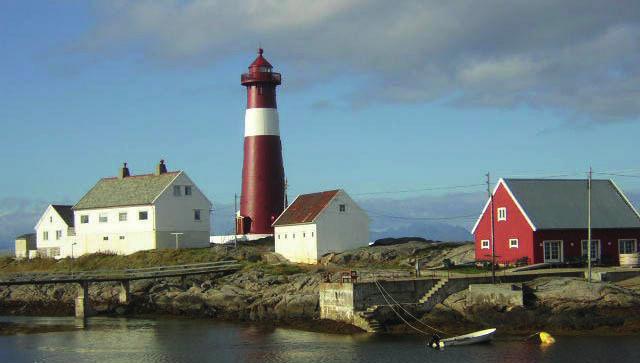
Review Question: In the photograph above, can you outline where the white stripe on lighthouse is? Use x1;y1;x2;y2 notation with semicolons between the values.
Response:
244;108;280;137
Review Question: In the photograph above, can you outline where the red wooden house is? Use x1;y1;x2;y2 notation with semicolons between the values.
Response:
472;179;640;266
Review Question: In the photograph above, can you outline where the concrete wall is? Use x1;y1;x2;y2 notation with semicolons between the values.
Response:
274;224;318;264
467;283;524;307
319;283;355;322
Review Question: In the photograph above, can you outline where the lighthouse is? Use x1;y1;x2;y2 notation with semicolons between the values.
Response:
236;48;286;235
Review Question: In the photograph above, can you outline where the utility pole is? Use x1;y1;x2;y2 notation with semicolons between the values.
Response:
487;172;496;284
234;193;238;249
587;167;592;283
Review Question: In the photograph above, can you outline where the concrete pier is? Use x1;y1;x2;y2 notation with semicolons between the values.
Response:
75;281;95;318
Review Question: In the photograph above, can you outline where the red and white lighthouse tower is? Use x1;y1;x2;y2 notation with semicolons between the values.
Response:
236;48;286;235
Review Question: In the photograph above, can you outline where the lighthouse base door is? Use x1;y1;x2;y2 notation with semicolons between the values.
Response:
543;240;563;263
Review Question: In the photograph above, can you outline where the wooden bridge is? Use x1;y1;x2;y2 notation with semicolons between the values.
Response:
0;260;242;318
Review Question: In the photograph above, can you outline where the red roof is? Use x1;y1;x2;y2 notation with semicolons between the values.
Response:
249;48;273;69
273;190;340;226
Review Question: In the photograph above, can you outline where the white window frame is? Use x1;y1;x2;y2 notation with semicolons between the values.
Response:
339;204;346;212
185;186;192;196
103;236;109;241
618;239;638;254
173;185;182;196
43;231;49;241
80;215;89;224
509;238;519;249
139;211;148;220
497;207;507;221
194;209;201;221
99;213;108;223
581;239;601;261
56;230;62;240
119;236;125;240
119;212;127;222
481;240;490;249
543;240;563;263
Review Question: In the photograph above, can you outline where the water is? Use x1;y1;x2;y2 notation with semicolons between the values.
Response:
1;316;639;362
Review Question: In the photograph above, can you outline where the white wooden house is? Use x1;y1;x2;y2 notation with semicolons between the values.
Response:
273;189;370;264
34;205;75;258
71;161;212;256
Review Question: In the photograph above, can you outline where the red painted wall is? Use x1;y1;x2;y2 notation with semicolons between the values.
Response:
533;229;640;264
474;182;535;265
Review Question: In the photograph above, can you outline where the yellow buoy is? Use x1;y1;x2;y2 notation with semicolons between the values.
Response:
539;332;556;345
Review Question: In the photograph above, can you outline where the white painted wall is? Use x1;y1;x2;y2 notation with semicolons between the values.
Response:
35;205;75;258
274;190;370;264
154;173;212;249
315;191;370;258
74;205;156;256
274;224;318;264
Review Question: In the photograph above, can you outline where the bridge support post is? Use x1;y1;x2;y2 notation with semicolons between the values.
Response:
75;281;94;319
118;280;131;304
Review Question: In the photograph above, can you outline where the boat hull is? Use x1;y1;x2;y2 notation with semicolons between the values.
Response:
441;328;496;347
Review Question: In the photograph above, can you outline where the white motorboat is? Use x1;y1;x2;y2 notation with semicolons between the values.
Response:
440;328;496;347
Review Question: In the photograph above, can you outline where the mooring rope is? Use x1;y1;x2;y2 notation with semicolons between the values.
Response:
373;278;450;336
372;278;432;336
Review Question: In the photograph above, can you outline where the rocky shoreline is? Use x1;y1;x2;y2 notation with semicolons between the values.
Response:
2;268;640;336
2;241;640;336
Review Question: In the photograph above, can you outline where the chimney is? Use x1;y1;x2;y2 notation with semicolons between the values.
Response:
156;159;168;175
119;162;130;179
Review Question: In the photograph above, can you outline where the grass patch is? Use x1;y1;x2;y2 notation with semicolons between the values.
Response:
0;248;229;274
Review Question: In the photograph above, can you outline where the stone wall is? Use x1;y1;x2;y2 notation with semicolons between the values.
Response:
319;283;355;323
467;283;524;307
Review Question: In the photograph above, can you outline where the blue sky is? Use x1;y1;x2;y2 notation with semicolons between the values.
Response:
1;1;640;239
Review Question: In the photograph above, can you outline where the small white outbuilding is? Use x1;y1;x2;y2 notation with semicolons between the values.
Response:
273;189;370;264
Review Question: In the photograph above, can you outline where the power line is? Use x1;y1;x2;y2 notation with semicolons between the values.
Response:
366;211;478;221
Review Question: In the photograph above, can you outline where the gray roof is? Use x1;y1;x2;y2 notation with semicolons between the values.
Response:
51;205;74;227
504;178;640;230
73;172;180;210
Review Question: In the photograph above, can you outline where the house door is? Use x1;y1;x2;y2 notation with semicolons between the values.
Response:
543;240;563;263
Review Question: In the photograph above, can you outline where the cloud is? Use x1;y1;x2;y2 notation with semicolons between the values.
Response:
71;1;640;123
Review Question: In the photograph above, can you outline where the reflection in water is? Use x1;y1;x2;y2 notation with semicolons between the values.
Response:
0;316;639;363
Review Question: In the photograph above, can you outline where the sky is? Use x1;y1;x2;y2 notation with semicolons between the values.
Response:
1;1;640;242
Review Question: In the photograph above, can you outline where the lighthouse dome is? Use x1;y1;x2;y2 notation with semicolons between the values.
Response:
249;48;273;71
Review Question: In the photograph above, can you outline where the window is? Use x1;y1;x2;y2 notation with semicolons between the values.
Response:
303;232;306;238
173;185;181;196
185;186;192;196
56;230;62;240
194;209;201;221
339;204;346;212
103;236;109;241
293;233;296;238
497;207;507;221
49;216;53;223
481;240;490;249
80;215;89;224
285;234;288;239
311;232;315;237
43;231;49;241
119;236;125;240
544;240;563;262
139;211;148;220
509;239;519;249
278;234;281;239
619;239;637;254
119;212;127;222
581;240;601;260
99;213;108;223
